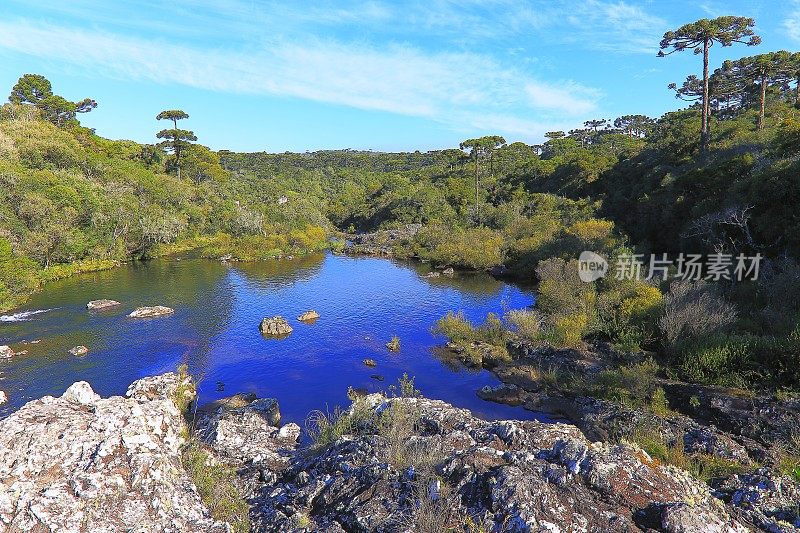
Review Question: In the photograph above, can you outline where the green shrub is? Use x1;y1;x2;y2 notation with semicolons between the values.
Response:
550;312;589;348
181;443;250;533
432;311;477;344
505;309;544;341
675;334;800;389
630;431;747;483
423;227;504;270
586;358;660;407
476;312;510;345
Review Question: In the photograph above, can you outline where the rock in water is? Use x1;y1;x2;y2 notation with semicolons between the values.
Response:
362;358;377;367
0;345;14;358
197;393;294;471
386;336;401;352
442;267;455;275
68;345;89;356
259;316;293;337
297;310;320;322
86;299;121;310
0;390;6;405
0;374;228;532
128;306;174;318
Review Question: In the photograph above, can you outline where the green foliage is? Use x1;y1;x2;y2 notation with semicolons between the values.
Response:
630;431;747;482
433;311;477;345
9;74;96;127
181;443;250;532
585;358;661;408
777;451;800;483
416;226;504;270
0;97;333;311
675;333;800;389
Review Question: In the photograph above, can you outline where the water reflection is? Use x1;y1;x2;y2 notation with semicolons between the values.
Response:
0;254;545;426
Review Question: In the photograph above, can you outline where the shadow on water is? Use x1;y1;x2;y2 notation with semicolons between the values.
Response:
0;254;546;427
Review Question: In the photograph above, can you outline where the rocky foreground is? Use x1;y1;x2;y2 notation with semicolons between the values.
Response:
1;374;799;532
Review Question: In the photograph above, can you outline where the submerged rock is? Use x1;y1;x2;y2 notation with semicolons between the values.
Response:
0;374;227;532
0;345;14;358
297;310;320;322
259;316;293;337
128;305;174;318
86;299;121;310
422;271;440;278
68;345;89;356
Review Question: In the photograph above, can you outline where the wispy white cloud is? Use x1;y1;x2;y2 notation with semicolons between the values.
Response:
525;82;600;115
564;0;668;54
785;1;800;42
0;19;599;137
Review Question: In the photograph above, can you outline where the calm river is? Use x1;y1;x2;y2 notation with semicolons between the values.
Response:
0;253;547;428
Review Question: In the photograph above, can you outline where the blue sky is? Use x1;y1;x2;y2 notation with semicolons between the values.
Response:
0;0;797;152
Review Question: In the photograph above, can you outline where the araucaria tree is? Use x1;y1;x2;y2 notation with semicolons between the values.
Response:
723;52;793;129
613;115;655;137
156;110;196;179
659;17;761;153
9;74;97;127
459;135;506;225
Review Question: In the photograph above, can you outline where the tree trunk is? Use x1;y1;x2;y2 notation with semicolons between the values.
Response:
175;142;182;180
758;74;766;130
701;38;710;154
474;151;480;226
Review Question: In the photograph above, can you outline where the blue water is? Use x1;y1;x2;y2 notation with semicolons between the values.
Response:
0;253;546;427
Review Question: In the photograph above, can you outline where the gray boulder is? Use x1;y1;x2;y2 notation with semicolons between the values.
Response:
86;299;121;310
0;374;228;532
128;306;175;318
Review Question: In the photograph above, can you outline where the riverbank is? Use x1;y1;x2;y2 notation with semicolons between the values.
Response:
0;230;330;314
442;336;800;505
2;372;797;532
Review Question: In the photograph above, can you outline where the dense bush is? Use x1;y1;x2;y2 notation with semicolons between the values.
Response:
659;280;737;352
675;334;800;389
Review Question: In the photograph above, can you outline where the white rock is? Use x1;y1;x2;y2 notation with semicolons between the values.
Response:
0;373;228;532
61;381;100;405
0;390;6;404
0;345;14;358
